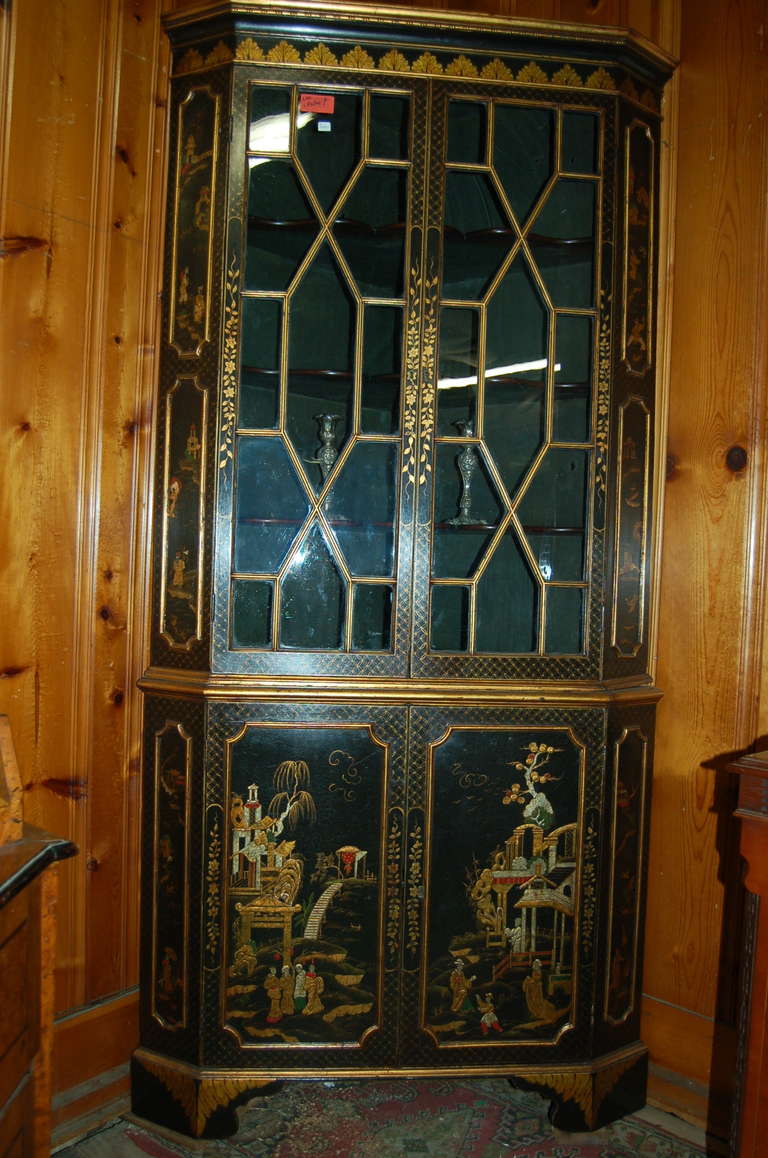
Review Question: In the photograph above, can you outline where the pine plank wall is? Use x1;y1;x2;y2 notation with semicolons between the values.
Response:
1;0;766;1143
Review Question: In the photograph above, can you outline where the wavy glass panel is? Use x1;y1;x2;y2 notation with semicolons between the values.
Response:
475;530;539;653
562;111;599;175
239;298;282;429
352;584;393;651
529;178;596;309
545;587;584;654
295;91;363;213
245;160;317;292
436;307;479;436
369;94;410;159
518;448;589;584
280;524;345;649
234;437;309;573
553;314;592;444
430;585;470;652
231;579;273;648
335;166;407;299
286;243;356;486
323;441;398;577
442;172;513;300
493;104;554;224
361;305;402;434
447;100;487;164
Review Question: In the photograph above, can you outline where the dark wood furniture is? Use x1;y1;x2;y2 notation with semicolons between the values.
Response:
0;718;76;1157
133;2;672;1139
729;750;768;1158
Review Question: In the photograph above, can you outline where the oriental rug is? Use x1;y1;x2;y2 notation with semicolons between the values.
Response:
59;1078;710;1158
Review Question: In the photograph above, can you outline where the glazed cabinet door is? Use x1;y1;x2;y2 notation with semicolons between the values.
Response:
212;69;429;677
200;701;407;1071
400;705;605;1068
411;81;615;681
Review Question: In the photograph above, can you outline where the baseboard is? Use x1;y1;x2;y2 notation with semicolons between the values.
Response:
51;989;138;1143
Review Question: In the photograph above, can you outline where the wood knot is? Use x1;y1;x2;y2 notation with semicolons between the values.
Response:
726;445;748;473
665;452;679;481
99;605;111;620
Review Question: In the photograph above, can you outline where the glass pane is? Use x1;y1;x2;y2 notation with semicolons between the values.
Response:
484;255;549;497
442;172;513;300
432;443;503;579
352;584;393;650
554;314;593;443
562;111;599;175
430;585;469;652
280;523;344;649
231;579;273;647
362;305;402;434
240;298;281;428
370;94;410;160
248;86;291;152
437;308;479;435
517;447;589;534
447;100;487;164
530;179;596;309
286;244;355;485
545;586;584;653
246;161;317;292
234;437;308;573
324;442;398;577
476;531;538;653
493;104;554;224
335;167;407;298
296;90;362;213
526;529;585;582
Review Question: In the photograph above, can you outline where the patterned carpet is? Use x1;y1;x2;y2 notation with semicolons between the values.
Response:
59;1078;709;1158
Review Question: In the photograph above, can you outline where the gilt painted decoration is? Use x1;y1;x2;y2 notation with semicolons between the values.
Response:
160;377;207;648
605;727;647;1025
622;121;654;376
223;724;387;1046
152;722;191;1029
611;397;649;657
424;728;582;1045
170;87;219;355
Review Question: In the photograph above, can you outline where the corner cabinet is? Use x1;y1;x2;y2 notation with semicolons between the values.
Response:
134;1;672;1139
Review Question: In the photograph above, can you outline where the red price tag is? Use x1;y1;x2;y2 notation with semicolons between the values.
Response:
299;93;335;114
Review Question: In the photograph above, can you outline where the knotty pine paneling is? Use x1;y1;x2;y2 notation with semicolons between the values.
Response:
0;0;167;1033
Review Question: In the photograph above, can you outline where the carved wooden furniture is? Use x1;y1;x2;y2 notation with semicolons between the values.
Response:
0;716;76;1157
728;750;768;1158
133;2;672;1138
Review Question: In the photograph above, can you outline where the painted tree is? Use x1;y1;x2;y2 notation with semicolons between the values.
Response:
268;759;317;834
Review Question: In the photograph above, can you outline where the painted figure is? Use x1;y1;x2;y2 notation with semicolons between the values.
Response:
185;423;201;461
280;965;295;1016
168;477;180;518
264;966;283;1023
293;962;307;1012
178;266;190;304
477;992;503;1034
449;958;476;1013
302;961;325;1015
193;287;206;326
522;958;558;1022
171;551;186;589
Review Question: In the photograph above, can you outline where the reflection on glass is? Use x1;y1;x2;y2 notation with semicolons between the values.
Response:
362;305;402;434
526;530;584;582
248;86;292;150
545;586;584;653
246;161;317;292
286;244;356;480
370;94;410;159
240;298;282;428
430;585;469;651
517;447;588;533
447;100;487;164
352;584;393;650
234;437;309;573
476;532;538;653
335;167;407;298
280;524;345;649
443;172;513;300
324;442;398;576
493;104;554;224
296;91;362;213
554;314;593;443
530;179;596;308
562;111;599;175
231;579;273;648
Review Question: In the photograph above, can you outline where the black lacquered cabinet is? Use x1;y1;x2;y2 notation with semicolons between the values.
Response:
134;2;672;1138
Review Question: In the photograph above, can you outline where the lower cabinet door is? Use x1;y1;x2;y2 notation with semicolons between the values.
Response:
400;705;606;1068
202;701;407;1071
